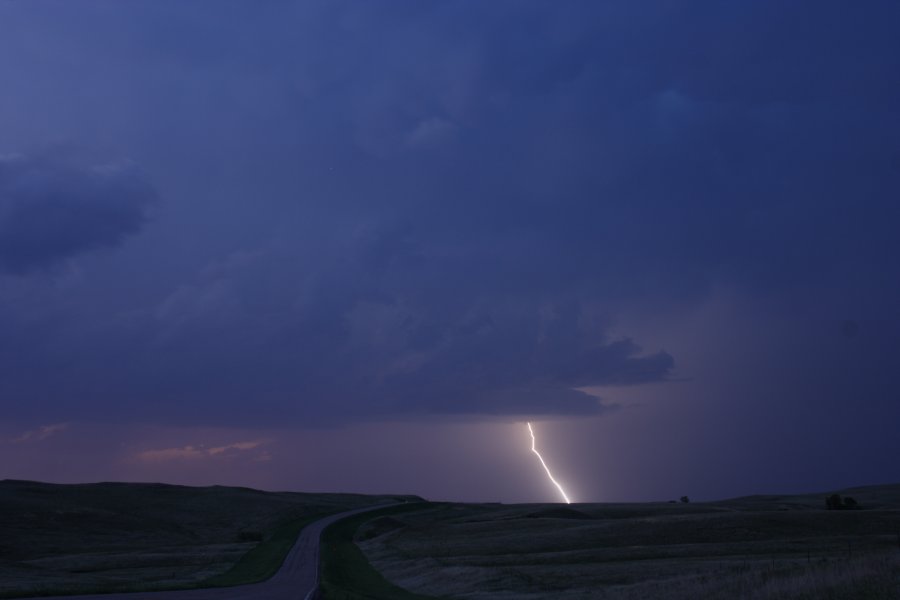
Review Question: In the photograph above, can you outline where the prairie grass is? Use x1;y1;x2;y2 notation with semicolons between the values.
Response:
0;479;402;598
320;503;440;600
360;485;900;599
200;514;323;586
603;555;899;600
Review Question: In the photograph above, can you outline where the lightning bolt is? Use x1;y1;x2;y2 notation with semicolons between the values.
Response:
527;422;571;504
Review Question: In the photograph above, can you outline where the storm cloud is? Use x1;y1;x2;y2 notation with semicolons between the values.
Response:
0;0;898;442
0;153;156;273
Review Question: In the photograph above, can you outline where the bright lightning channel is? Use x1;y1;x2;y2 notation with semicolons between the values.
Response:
527;422;571;504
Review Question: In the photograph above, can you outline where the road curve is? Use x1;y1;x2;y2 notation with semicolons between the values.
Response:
20;503;400;600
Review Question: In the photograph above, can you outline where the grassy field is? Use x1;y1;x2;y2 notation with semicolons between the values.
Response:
4;481;899;599
0;479;407;598
319;502;441;600
357;484;900;599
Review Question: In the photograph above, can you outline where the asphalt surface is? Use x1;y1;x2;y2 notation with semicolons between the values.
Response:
22;503;397;600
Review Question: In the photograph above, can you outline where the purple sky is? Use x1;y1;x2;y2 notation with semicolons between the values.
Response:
1;0;899;503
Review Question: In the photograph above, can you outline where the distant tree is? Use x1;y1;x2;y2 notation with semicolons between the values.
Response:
680;496;690;504
843;496;859;509
826;494;843;510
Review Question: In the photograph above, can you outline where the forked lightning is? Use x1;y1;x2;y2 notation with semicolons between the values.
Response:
526;422;571;504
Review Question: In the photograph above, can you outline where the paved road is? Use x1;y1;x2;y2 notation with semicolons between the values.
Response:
22;503;398;600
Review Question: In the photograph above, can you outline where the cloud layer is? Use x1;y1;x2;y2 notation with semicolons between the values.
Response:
0;1;897;432
0;153;156;274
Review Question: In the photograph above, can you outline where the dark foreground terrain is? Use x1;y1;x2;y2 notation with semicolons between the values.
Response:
0;480;409;598
357;484;900;599
2;481;899;599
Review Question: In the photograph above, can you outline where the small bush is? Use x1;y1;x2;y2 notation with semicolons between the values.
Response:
825;494;861;510
680;496;690;504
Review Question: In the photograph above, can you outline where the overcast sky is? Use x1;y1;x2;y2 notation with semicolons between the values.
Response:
1;0;899;503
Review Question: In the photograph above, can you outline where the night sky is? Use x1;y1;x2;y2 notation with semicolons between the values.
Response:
2;1;899;503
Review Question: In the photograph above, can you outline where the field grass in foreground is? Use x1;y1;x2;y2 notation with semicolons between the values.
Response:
320;503;443;600
0;479;410;598
199;513;322;587
359;484;900;599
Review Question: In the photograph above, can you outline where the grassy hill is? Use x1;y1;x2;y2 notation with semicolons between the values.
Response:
4;480;899;599
357;484;900;599
0;479;409;598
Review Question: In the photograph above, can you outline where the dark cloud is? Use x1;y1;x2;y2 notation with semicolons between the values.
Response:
0;229;672;426
0;153;156;273
0;0;897;439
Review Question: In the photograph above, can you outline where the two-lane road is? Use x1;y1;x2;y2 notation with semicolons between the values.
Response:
21;503;399;600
